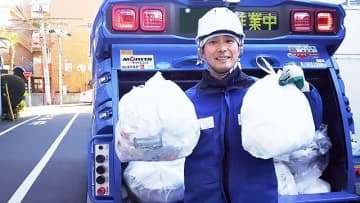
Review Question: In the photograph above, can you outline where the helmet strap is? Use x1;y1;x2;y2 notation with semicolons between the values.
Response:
196;47;204;65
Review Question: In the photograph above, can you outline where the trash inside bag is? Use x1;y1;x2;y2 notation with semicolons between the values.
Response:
115;72;200;162
275;124;332;195
240;59;315;159
274;161;298;195
124;159;185;203
287;124;331;181
296;178;331;194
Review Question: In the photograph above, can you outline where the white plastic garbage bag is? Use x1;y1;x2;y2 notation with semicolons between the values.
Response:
275;124;332;195
285;124;331;181
351;133;360;156
296;178;331;194
240;57;315;159
123;159;185;203
274;161;298;195
115;72;200;162
275;124;331;179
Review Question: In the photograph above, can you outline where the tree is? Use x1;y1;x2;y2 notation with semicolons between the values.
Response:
1;74;25;120
0;28;20;70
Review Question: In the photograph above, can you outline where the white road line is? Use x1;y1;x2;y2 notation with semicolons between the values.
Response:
7;113;79;203
0;115;42;137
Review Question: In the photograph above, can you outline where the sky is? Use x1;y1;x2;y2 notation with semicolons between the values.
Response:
0;8;11;27
0;0;50;7
0;0;23;7
0;0;22;26
0;0;51;26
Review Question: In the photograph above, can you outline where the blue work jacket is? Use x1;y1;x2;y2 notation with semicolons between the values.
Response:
184;68;323;203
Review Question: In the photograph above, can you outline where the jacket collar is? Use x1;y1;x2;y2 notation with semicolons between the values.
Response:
198;66;255;92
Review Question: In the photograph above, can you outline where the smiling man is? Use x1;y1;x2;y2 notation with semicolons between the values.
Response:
183;7;323;203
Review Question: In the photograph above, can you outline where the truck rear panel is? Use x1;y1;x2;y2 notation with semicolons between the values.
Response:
88;0;359;202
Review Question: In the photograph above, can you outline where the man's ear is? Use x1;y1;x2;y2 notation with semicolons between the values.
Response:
199;47;205;59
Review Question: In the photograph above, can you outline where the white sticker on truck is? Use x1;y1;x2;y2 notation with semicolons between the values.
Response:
120;55;155;70
287;45;319;59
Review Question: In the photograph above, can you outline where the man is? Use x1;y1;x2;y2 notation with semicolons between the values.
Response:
184;7;323;203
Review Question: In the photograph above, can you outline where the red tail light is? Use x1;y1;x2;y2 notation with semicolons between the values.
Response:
140;6;166;31
112;5;138;31
291;9;313;32
315;10;336;32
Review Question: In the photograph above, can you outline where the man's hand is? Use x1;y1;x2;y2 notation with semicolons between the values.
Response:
278;64;310;92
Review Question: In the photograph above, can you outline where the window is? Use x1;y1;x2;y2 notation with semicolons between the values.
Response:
32;77;43;93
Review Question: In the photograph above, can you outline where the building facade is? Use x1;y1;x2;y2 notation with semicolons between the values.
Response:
1;0;102;105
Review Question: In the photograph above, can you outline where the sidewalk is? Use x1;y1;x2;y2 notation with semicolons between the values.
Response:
20;106;52;117
19;103;92;118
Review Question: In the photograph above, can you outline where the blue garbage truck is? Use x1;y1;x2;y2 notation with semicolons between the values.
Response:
88;0;360;202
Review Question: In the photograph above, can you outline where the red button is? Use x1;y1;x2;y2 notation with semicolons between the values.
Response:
97;187;106;196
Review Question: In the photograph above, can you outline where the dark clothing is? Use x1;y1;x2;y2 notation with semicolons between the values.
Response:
184;67;323;203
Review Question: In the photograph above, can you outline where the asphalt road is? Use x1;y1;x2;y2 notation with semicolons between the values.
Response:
0;104;92;203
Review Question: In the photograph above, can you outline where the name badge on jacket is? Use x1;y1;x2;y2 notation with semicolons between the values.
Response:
198;116;214;130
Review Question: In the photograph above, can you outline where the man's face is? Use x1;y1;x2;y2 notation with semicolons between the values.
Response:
200;35;241;74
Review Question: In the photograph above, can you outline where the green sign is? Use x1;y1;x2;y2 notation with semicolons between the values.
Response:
237;11;279;31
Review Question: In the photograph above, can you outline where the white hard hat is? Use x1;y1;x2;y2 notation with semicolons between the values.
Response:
196;7;245;47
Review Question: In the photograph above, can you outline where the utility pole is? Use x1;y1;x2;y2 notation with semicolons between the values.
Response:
57;33;63;104
0;54;3;116
39;5;51;105
49;28;71;105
